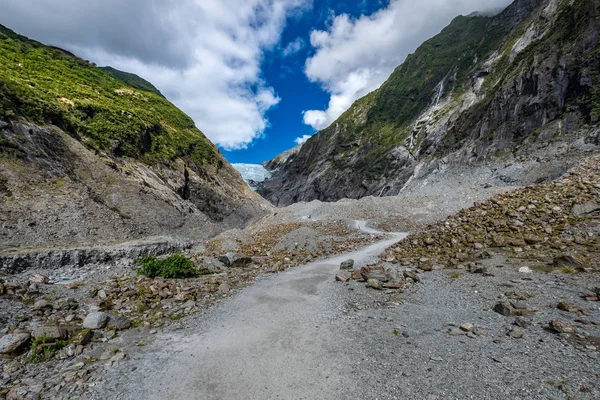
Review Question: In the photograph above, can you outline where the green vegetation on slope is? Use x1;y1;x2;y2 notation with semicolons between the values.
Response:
0;24;215;165
100;66;165;98
314;13;511;176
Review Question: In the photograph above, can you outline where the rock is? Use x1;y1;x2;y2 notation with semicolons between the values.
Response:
514;317;531;328
335;271;351;283
218;252;252;268
518;266;532;274
107;314;131;330
32;299;50;310
366;278;383;290
460;323;474;332
572;201;600;216
32;326;68;341
0;280;4;295
218;283;231;293
509;300;527;310
403;270;420;283
350;270;363;280
182;300;196;309
0;333;30;354
71;329;92;346
553;254;588;270
557;302;582;314
493;302;515;317
340;259;354;270
507;326;524;338
382;280;404;289
28;274;49;284
447;327;465;336
549;320;574;333
430;356;443;361
110;351;126;363
83;312;109;329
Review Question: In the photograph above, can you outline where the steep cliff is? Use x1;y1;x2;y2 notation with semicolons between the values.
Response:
260;0;600;206
0;24;269;252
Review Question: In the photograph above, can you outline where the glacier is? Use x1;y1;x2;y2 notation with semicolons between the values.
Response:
232;163;271;190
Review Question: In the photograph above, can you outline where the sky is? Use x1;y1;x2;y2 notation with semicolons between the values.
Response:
0;0;512;164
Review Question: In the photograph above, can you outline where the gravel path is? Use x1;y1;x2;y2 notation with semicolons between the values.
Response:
94;225;406;399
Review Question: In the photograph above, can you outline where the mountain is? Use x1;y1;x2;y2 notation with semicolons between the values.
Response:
259;0;600;206
100;66;165;98
0;24;269;252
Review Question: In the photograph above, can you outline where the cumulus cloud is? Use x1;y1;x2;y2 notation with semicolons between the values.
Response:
283;37;306;57
294;134;313;145
303;0;513;131
1;0;310;150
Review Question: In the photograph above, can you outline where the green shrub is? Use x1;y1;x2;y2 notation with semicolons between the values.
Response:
135;253;200;279
27;335;67;363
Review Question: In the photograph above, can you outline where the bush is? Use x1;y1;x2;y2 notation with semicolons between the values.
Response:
135;253;199;279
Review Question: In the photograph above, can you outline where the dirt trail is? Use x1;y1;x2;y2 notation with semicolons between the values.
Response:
97;224;406;399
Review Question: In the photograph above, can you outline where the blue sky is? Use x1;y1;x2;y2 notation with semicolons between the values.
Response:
224;0;388;164
1;0;512;164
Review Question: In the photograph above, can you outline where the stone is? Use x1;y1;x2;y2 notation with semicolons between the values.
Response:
110;352;126;363
553;254;588;270
218;283;231;293
507;327;524;338
0;333;30;354
28;274;49;284
518;266;533;274
83;312;109;329
0;280;4;295
107;314;131;331
32;299;50;310
340;259;354;270
218;253;252;268
557;302;582;314
366;278;383;290
350;270;363;280
514;317;531;328
403;270;420;283
382;280;404;289
509;300;527;310
549;320;574;333
447;327;465;336
335;271;351;283
32;326;68;341
493;302;515;317
572;201;600;216
71;329;92;346
460;323;474;332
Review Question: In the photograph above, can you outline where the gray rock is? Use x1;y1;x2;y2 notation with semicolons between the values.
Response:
218;252;253;268
218;283;231;293
335;271;351;283
549;320;574;333
572;201;600;216
32;326;68;341
403;270;420;283
493;302;515;317
340;259;355;270
107;314;131;331
83;312;109;329
366;278;383;290
507;327;524;338
0;333;30;354
28;274;49;284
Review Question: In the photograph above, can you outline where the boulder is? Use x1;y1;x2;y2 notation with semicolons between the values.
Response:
549;320;574;333
340;259;355;270
572;201;600;216
335;271;351;283
83;312;109;329
0;333;30;354
493;301;515;317
107;314;131;331
366;278;383;290
218;253;253;268
403;270;420;283
553;254;588;270
28;274;50;284
32;326;69;341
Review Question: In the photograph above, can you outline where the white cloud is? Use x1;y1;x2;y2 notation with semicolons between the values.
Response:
283;37;306;57
1;0;310;150
294;134;313;145
303;0;513;131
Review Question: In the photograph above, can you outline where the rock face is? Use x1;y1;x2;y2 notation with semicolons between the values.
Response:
0;24;270;267
259;0;600;206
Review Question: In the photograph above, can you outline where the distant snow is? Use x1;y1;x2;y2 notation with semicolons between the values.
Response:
232;163;271;190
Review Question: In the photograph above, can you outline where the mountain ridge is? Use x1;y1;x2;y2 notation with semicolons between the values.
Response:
259;0;600;206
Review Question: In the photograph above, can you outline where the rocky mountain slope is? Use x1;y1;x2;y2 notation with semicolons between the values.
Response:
259;0;600;206
0;24;269;257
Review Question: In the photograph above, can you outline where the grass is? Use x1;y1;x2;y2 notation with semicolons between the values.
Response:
27;335;68;363
135;253;212;279
0;24;216;167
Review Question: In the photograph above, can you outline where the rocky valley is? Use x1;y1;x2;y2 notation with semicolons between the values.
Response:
1;0;600;399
